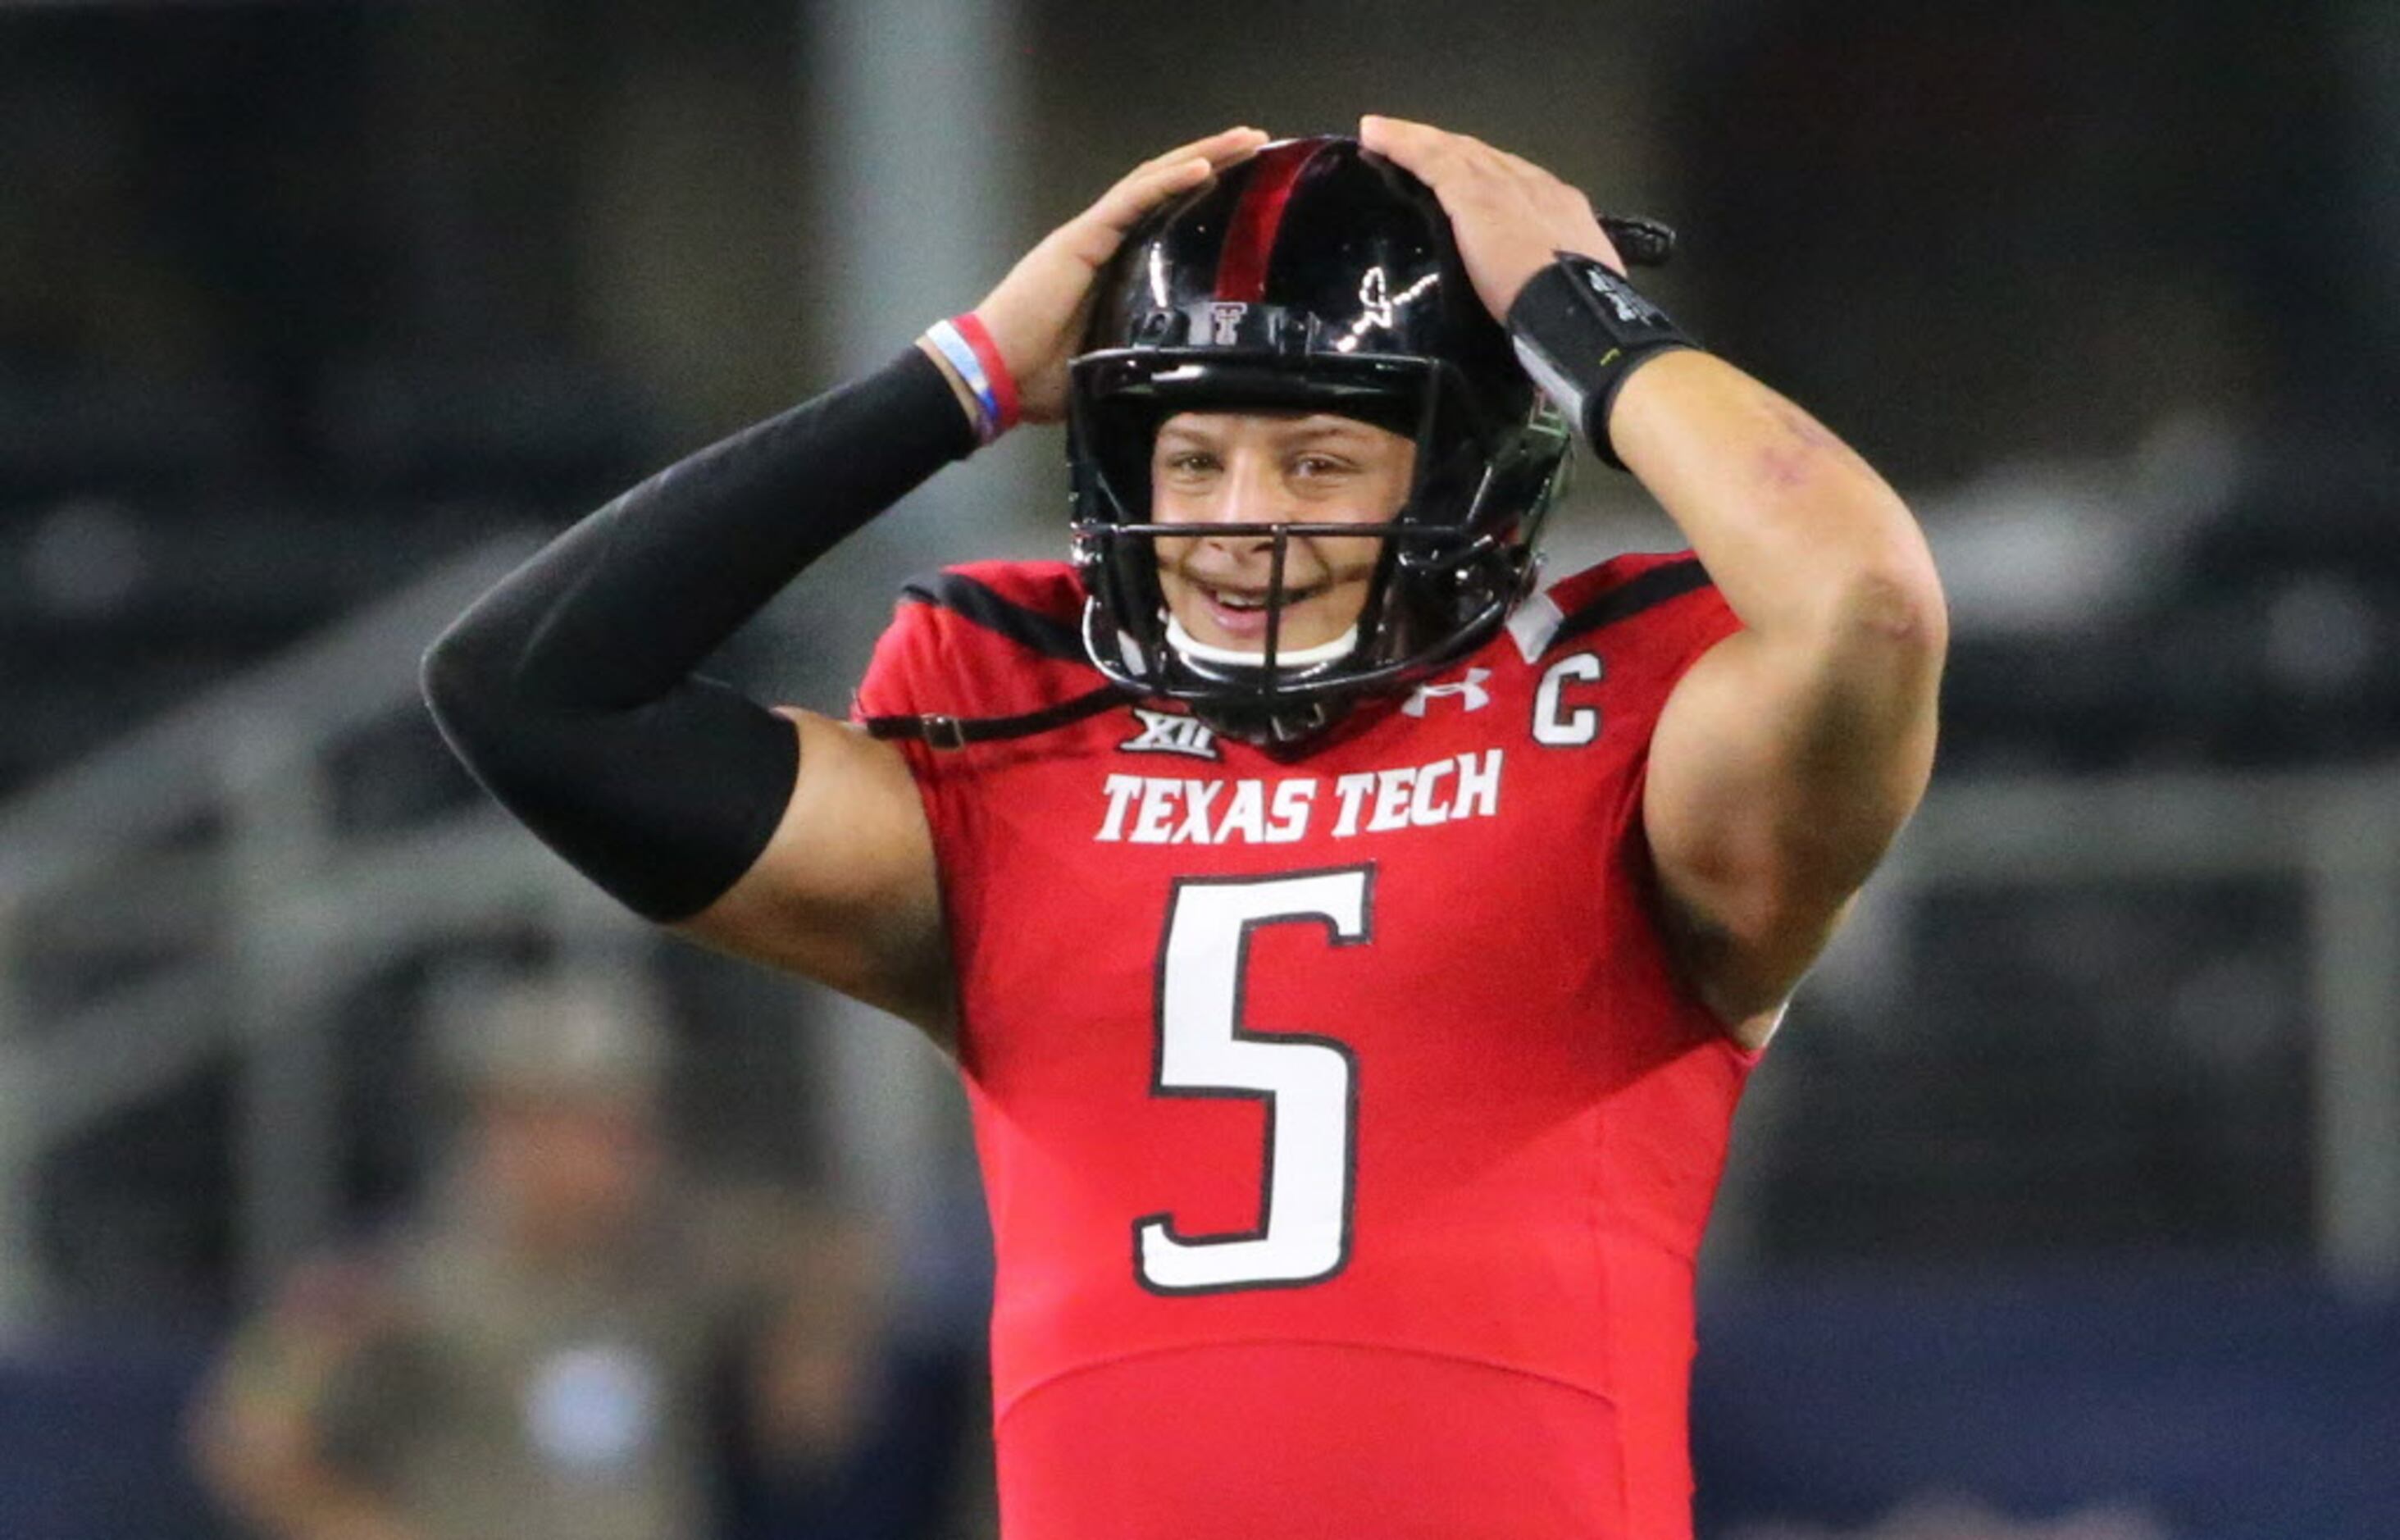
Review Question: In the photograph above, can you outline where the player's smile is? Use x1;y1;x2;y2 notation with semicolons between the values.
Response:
1149;408;1416;658
1161;550;1376;655
1186;574;1336;641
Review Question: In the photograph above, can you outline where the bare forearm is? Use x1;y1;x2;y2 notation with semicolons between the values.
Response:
1611;349;1945;658
1620;346;1946;1022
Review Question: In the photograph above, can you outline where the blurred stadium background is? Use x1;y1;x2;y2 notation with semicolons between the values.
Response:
2;0;2396;1536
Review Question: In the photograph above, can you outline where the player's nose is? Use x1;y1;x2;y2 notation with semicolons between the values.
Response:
1201;451;1287;545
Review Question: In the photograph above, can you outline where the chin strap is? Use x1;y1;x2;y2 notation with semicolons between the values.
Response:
859;680;1136;750
1162;616;1360;669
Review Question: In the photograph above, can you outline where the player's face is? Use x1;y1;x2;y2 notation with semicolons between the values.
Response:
1150;410;1416;656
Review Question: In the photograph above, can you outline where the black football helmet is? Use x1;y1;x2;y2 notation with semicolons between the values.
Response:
1068;135;1571;745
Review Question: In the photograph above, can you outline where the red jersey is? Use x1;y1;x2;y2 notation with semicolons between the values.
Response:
854;553;1756;1539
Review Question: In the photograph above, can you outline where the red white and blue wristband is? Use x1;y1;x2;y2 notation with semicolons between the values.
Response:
923;313;1021;444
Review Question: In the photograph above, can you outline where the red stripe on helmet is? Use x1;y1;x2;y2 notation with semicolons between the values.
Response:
1213;140;1323;303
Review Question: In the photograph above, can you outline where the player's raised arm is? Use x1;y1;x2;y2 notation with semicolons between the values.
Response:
420;129;1266;1045
1610;353;1943;1042
1360;115;1947;1047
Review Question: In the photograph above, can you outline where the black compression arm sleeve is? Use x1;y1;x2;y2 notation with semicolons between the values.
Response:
422;346;976;921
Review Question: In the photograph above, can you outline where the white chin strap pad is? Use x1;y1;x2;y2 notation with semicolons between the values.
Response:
1164;615;1359;669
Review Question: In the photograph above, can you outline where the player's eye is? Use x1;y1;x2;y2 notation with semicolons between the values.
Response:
1291;453;1354;478
1160;450;1218;476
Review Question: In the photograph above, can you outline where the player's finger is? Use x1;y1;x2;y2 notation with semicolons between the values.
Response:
1131;126;1268;183
1087;127;1267;233
1082;157;1211;238
1372;120;1520;214
1359;113;1465;180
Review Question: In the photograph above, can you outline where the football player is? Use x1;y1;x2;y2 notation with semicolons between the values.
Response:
424;119;1946;1538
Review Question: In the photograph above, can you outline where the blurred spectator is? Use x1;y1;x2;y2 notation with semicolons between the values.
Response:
184;973;902;1540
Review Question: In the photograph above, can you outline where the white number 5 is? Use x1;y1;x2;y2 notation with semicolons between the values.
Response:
1136;867;1370;1294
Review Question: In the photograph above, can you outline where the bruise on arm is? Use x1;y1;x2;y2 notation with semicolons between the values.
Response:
1621;353;1947;1041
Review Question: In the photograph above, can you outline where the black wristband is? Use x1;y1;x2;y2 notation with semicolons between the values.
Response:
1505;253;1696;471
423;346;974;921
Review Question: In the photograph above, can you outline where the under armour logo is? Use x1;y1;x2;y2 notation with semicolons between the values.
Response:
1122;708;1221;760
1209;303;1248;345
1401;667;1493;717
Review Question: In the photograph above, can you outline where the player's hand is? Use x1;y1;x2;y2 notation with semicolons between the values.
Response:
972;126;1271;425
1357;115;1625;321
